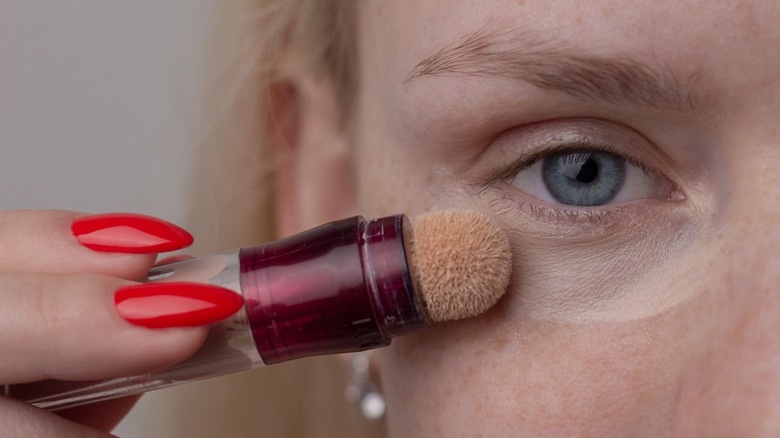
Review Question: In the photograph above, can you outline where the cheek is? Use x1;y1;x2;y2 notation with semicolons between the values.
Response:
379;299;696;437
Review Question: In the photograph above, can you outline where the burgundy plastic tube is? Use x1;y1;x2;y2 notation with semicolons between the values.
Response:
243;214;427;364
8;214;429;410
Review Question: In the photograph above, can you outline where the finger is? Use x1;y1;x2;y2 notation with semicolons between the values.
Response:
154;254;193;266
57;396;140;432
0;396;117;438
0;210;192;279
0;273;208;384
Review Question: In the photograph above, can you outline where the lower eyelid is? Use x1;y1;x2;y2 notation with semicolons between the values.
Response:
488;183;687;240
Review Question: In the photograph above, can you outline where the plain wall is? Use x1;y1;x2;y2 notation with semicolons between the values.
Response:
0;1;212;436
0;1;211;219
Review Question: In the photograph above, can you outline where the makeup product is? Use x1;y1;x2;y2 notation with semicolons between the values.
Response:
11;211;511;410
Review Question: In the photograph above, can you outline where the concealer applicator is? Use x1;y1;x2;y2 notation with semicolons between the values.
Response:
14;211;511;410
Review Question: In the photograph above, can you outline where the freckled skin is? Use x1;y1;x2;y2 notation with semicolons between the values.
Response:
379;303;681;435
291;0;780;435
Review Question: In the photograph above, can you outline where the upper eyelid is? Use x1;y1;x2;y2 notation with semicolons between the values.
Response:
472;118;674;192
475;139;620;189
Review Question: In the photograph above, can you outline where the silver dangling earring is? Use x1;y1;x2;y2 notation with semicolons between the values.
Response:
344;351;386;421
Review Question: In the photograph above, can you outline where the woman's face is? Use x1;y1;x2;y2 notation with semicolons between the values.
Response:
340;1;780;435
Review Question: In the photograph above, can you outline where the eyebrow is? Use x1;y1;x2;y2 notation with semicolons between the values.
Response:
406;27;696;111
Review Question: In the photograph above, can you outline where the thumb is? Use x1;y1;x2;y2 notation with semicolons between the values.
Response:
0;396;116;438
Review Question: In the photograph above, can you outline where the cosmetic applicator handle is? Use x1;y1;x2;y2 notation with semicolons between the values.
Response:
10;214;428;411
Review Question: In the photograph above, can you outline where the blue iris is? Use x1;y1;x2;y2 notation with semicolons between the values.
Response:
541;151;626;206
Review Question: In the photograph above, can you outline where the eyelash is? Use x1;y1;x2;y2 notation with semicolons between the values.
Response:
477;135;682;227
492;139;656;182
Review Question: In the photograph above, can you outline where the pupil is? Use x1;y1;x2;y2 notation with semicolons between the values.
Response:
576;158;599;183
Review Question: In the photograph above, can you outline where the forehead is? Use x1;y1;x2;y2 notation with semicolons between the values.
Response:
358;0;779;90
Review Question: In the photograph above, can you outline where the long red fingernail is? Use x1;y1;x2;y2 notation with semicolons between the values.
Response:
72;213;194;253
115;282;243;328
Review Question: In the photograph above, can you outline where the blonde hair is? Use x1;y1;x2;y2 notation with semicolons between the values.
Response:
188;0;357;252
128;2;385;437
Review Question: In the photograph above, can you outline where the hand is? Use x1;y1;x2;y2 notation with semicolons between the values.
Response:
0;210;205;437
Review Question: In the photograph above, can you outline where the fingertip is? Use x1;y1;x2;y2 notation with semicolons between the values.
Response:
0;210;168;280
154;254;194;266
7;274;212;382
57;395;140;432
0;396;116;438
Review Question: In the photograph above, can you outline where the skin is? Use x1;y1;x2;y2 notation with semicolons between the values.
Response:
276;0;780;436
0;211;207;436
5;1;777;436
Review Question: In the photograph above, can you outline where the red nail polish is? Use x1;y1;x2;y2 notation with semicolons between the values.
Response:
72;213;194;253
115;282;243;328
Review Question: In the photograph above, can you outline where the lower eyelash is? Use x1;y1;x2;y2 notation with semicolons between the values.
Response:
489;189;615;226
513;200;614;226
533;204;611;225
486;186;668;238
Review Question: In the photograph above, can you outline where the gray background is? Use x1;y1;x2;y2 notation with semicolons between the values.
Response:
1;1;213;435
0;1;210;219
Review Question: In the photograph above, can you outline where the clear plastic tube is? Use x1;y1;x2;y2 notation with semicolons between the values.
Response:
8;214;429;410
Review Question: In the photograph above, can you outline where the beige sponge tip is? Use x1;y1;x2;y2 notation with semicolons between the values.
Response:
411;211;512;323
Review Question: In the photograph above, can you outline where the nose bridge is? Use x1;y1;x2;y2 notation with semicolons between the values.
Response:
675;210;780;434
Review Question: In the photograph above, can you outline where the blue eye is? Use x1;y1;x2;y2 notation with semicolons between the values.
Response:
509;148;674;207
542;151;626;206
